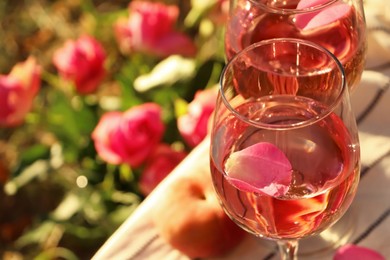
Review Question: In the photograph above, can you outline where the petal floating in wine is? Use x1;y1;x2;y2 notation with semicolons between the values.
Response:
295;0;351;32
225;142;292;197
334;244;386;260
296;0;331;9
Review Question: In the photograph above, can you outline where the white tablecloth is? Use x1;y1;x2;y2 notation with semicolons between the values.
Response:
92;1;390;259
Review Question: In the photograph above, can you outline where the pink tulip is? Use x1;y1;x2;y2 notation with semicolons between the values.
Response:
334;244;385;260
0;57;41;127
53;35;106;95
114;1;196;57
178;88;218;147
139;144;187;196
91;103;165;167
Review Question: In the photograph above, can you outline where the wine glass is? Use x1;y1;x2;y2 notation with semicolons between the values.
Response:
225;0;367;92
209;38;360;259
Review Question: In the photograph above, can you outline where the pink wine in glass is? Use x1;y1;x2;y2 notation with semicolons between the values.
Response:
210;96;360;240
225;0;367;91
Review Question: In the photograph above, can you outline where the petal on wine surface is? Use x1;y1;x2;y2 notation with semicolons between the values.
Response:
295;1;351;31
225;142;292;197
296;0;329;9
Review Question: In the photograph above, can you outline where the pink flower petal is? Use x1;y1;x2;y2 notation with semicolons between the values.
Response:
225;142;292;197
297;0;329;9
0;57;41;127
178;88;217;147
295;0;351;31
155;32;197;57
91;112;124;164
334;244;386;260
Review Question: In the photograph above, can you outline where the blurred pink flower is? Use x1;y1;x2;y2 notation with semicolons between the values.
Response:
178;88;218;147
0;57;41;127
139;143;187;196
91;103;165;167
114;1;196;57
53;35;106;95
334;244;385;260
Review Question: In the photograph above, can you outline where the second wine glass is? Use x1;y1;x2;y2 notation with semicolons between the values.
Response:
225;0;367;92
210;38;361;259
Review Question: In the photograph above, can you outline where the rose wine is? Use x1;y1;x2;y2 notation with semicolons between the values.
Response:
210;96;360;240
225;0;367;91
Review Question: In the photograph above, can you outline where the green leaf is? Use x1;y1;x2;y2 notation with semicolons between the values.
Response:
19;144;51;166
45;91;98;162
116;59;146;109
47;92;82;144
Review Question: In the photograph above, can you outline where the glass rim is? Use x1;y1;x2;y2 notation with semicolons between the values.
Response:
219;38;347;130
247;0;339;14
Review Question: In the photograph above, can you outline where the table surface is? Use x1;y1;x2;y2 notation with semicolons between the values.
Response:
92;1;390;259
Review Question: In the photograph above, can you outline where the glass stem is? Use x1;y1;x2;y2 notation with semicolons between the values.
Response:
277;240;298;260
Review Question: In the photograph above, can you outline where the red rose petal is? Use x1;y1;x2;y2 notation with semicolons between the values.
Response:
334;244;386;260
225;142;292;197
295;0;351;31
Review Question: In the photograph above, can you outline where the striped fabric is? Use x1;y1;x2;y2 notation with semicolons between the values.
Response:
92;1;390;259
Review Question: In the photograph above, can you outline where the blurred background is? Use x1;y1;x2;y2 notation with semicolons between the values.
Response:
0;0;226;258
